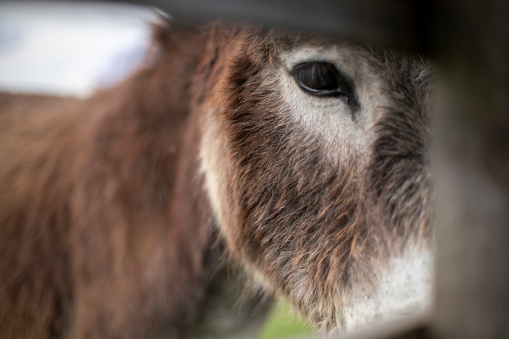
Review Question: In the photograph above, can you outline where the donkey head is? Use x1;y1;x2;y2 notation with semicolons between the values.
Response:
197;25;434;331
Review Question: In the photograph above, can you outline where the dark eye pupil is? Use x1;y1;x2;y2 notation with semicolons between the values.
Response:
291;62;357;107
297;62;338;91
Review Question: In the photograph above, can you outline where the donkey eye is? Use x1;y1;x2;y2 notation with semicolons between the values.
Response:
291;62;356;105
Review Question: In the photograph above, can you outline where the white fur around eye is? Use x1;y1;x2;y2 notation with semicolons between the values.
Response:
278;47;377;167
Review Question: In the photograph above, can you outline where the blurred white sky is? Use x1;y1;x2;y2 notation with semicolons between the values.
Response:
0;2;157;98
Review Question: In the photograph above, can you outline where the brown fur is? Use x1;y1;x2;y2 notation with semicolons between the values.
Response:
194;26;433;328
0;21;433;338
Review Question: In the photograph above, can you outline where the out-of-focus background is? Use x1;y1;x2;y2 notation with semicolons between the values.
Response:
0;2;313;338
0;1;153;97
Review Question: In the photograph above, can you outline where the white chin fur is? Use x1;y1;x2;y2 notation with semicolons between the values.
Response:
341;247;434;332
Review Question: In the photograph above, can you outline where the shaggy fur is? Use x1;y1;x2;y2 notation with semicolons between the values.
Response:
0;21;433;338
197;26;433;330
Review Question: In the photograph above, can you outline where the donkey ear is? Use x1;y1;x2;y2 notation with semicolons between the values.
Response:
150;19;172;51
143;20;172;66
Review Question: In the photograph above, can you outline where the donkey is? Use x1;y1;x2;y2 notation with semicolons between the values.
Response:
0;20;434;338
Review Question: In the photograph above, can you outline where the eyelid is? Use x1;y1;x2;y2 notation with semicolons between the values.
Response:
297;81;338;96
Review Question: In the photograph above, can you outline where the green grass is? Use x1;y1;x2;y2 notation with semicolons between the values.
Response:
258;299;316;339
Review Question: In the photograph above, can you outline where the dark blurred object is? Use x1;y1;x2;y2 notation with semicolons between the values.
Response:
109;0;432;52
433;0;509;338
